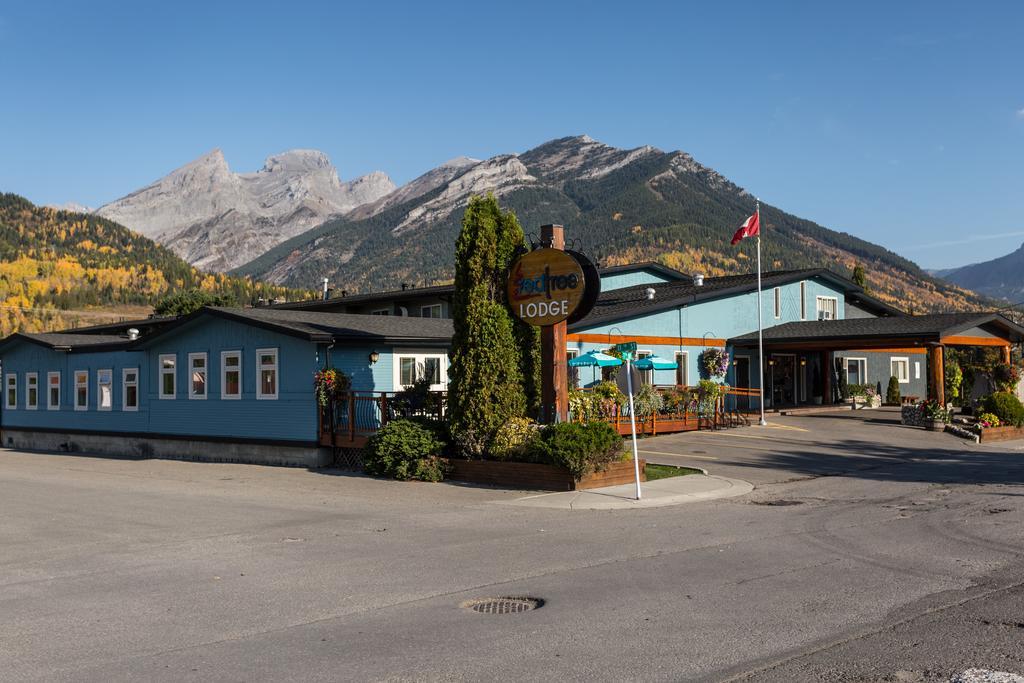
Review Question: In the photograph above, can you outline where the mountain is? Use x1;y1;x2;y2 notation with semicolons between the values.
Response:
937;243;1024;302
233;135;989;313
0;193;307;335
95;149;395;272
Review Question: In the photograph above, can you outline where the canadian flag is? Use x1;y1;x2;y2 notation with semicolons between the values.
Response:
730;210;760;245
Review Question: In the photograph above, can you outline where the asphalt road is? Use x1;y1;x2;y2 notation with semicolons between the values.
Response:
2;408;1023;682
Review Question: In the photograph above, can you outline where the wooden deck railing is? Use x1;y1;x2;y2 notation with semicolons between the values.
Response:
318;390;447;448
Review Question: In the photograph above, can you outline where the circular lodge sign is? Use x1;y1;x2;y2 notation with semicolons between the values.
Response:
507;248;587;326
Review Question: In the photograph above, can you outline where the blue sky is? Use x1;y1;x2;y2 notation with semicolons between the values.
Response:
1;0;1021;269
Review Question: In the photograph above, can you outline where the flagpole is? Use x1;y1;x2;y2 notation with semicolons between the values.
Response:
755;198;767;426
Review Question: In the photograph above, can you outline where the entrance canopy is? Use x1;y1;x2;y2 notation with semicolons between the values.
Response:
729;312;1024;405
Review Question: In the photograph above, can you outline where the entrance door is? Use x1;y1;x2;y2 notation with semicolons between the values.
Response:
735;357;751;411
772;354;797;406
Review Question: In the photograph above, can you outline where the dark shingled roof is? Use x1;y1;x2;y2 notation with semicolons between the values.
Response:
570;269;859;329
136;306;454;347
730;312;1024;344
0;332;133;353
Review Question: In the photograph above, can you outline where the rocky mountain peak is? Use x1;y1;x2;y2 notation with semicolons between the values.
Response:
260;149;334;174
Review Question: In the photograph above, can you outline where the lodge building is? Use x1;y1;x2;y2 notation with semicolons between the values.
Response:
1;262;1020;466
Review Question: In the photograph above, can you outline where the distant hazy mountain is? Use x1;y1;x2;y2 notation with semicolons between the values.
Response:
937;243;1024;302
95;149;395;272
234;135;988;313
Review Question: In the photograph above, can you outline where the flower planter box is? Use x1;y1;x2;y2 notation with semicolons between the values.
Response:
442;458;646;491
925;419;947;432
978;425;1024;443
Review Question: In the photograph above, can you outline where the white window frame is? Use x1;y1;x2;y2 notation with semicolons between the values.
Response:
675;351;689;387
914;361;921;380
74;370;88;411
5;373;17;410
370;308;390;316
420;304;442;319
566;348;580;360
256;348;279;400
188;352;208;400
97;368;113;411
26;372;38;410
816;296;838;321
637;350;653;385
159;354;176;400
891;356;910;384
47;371;60;411
773;287;782;319
394;350;448;391
800;281;807;320
122;367;139;412
221;350;242;400
844;357;867;386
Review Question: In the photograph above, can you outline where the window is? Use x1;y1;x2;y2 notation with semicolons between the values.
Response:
420;304;442;319
395;352;447;390
256;348;278;400
566;348;580;361
773;287;781;319
845;358;867;385
675;352;689;387
370;308;390;316
5;374;16;410
188;353;207;399
566;348;580;387
97;369;113;411
816;296;838;320
26;372;37;410
74;370;88;411
159;354;176;399
47;372;60;410
800;281;807;320
123;368;139;411
914;361;921;380
221;351;241;399
891;357;910;384
637;350;653;385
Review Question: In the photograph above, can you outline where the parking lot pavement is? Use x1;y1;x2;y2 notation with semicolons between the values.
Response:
634;407;1008;486
2;417;1024;681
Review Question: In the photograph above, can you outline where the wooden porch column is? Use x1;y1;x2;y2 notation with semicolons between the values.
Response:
929;345;945;405
821;350;831;405
1001;345;1012;365
540;224;568;423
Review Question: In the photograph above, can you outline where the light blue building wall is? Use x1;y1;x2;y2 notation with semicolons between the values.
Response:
569;276;847;390
600;270;679;291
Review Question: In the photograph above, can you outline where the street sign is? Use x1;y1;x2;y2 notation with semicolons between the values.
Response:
615;341;637;354
616;364;642;397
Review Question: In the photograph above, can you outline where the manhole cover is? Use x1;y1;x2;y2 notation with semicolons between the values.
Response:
461;597;543;614
750;499;804;506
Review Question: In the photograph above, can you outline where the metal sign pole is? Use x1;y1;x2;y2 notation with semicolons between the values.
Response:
625;356;642;501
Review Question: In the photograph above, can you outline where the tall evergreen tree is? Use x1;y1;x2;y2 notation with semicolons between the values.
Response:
851;263;867;289
448;195;532;456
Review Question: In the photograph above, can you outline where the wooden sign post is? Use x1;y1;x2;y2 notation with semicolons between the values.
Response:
506;224;597;425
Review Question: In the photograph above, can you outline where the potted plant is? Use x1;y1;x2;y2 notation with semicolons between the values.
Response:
920;399;949;431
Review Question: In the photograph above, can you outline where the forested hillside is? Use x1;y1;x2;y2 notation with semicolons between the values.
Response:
235;136;989;313
0;193;309;335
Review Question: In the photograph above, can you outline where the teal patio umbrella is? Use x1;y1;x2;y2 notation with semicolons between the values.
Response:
568;351;623;368
634;354;678;371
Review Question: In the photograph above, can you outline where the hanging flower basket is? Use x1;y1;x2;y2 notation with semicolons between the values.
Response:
700;348;730;379
314;368;352;407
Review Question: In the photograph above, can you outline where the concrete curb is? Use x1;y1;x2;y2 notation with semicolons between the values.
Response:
496;474;754;510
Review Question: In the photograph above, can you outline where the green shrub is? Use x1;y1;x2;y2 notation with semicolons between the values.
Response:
568;388;602;423
525;421;624;480
489;417;540;460
886;376;901;404
980;392;1024;428
364;419;446;481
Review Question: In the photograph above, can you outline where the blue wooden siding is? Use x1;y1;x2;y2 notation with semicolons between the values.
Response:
600;270;678;291
0;318;332;443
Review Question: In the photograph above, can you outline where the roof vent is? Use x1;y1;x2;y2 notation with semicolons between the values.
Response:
645;287;656;300
127;328;140;341
693;274;705;287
